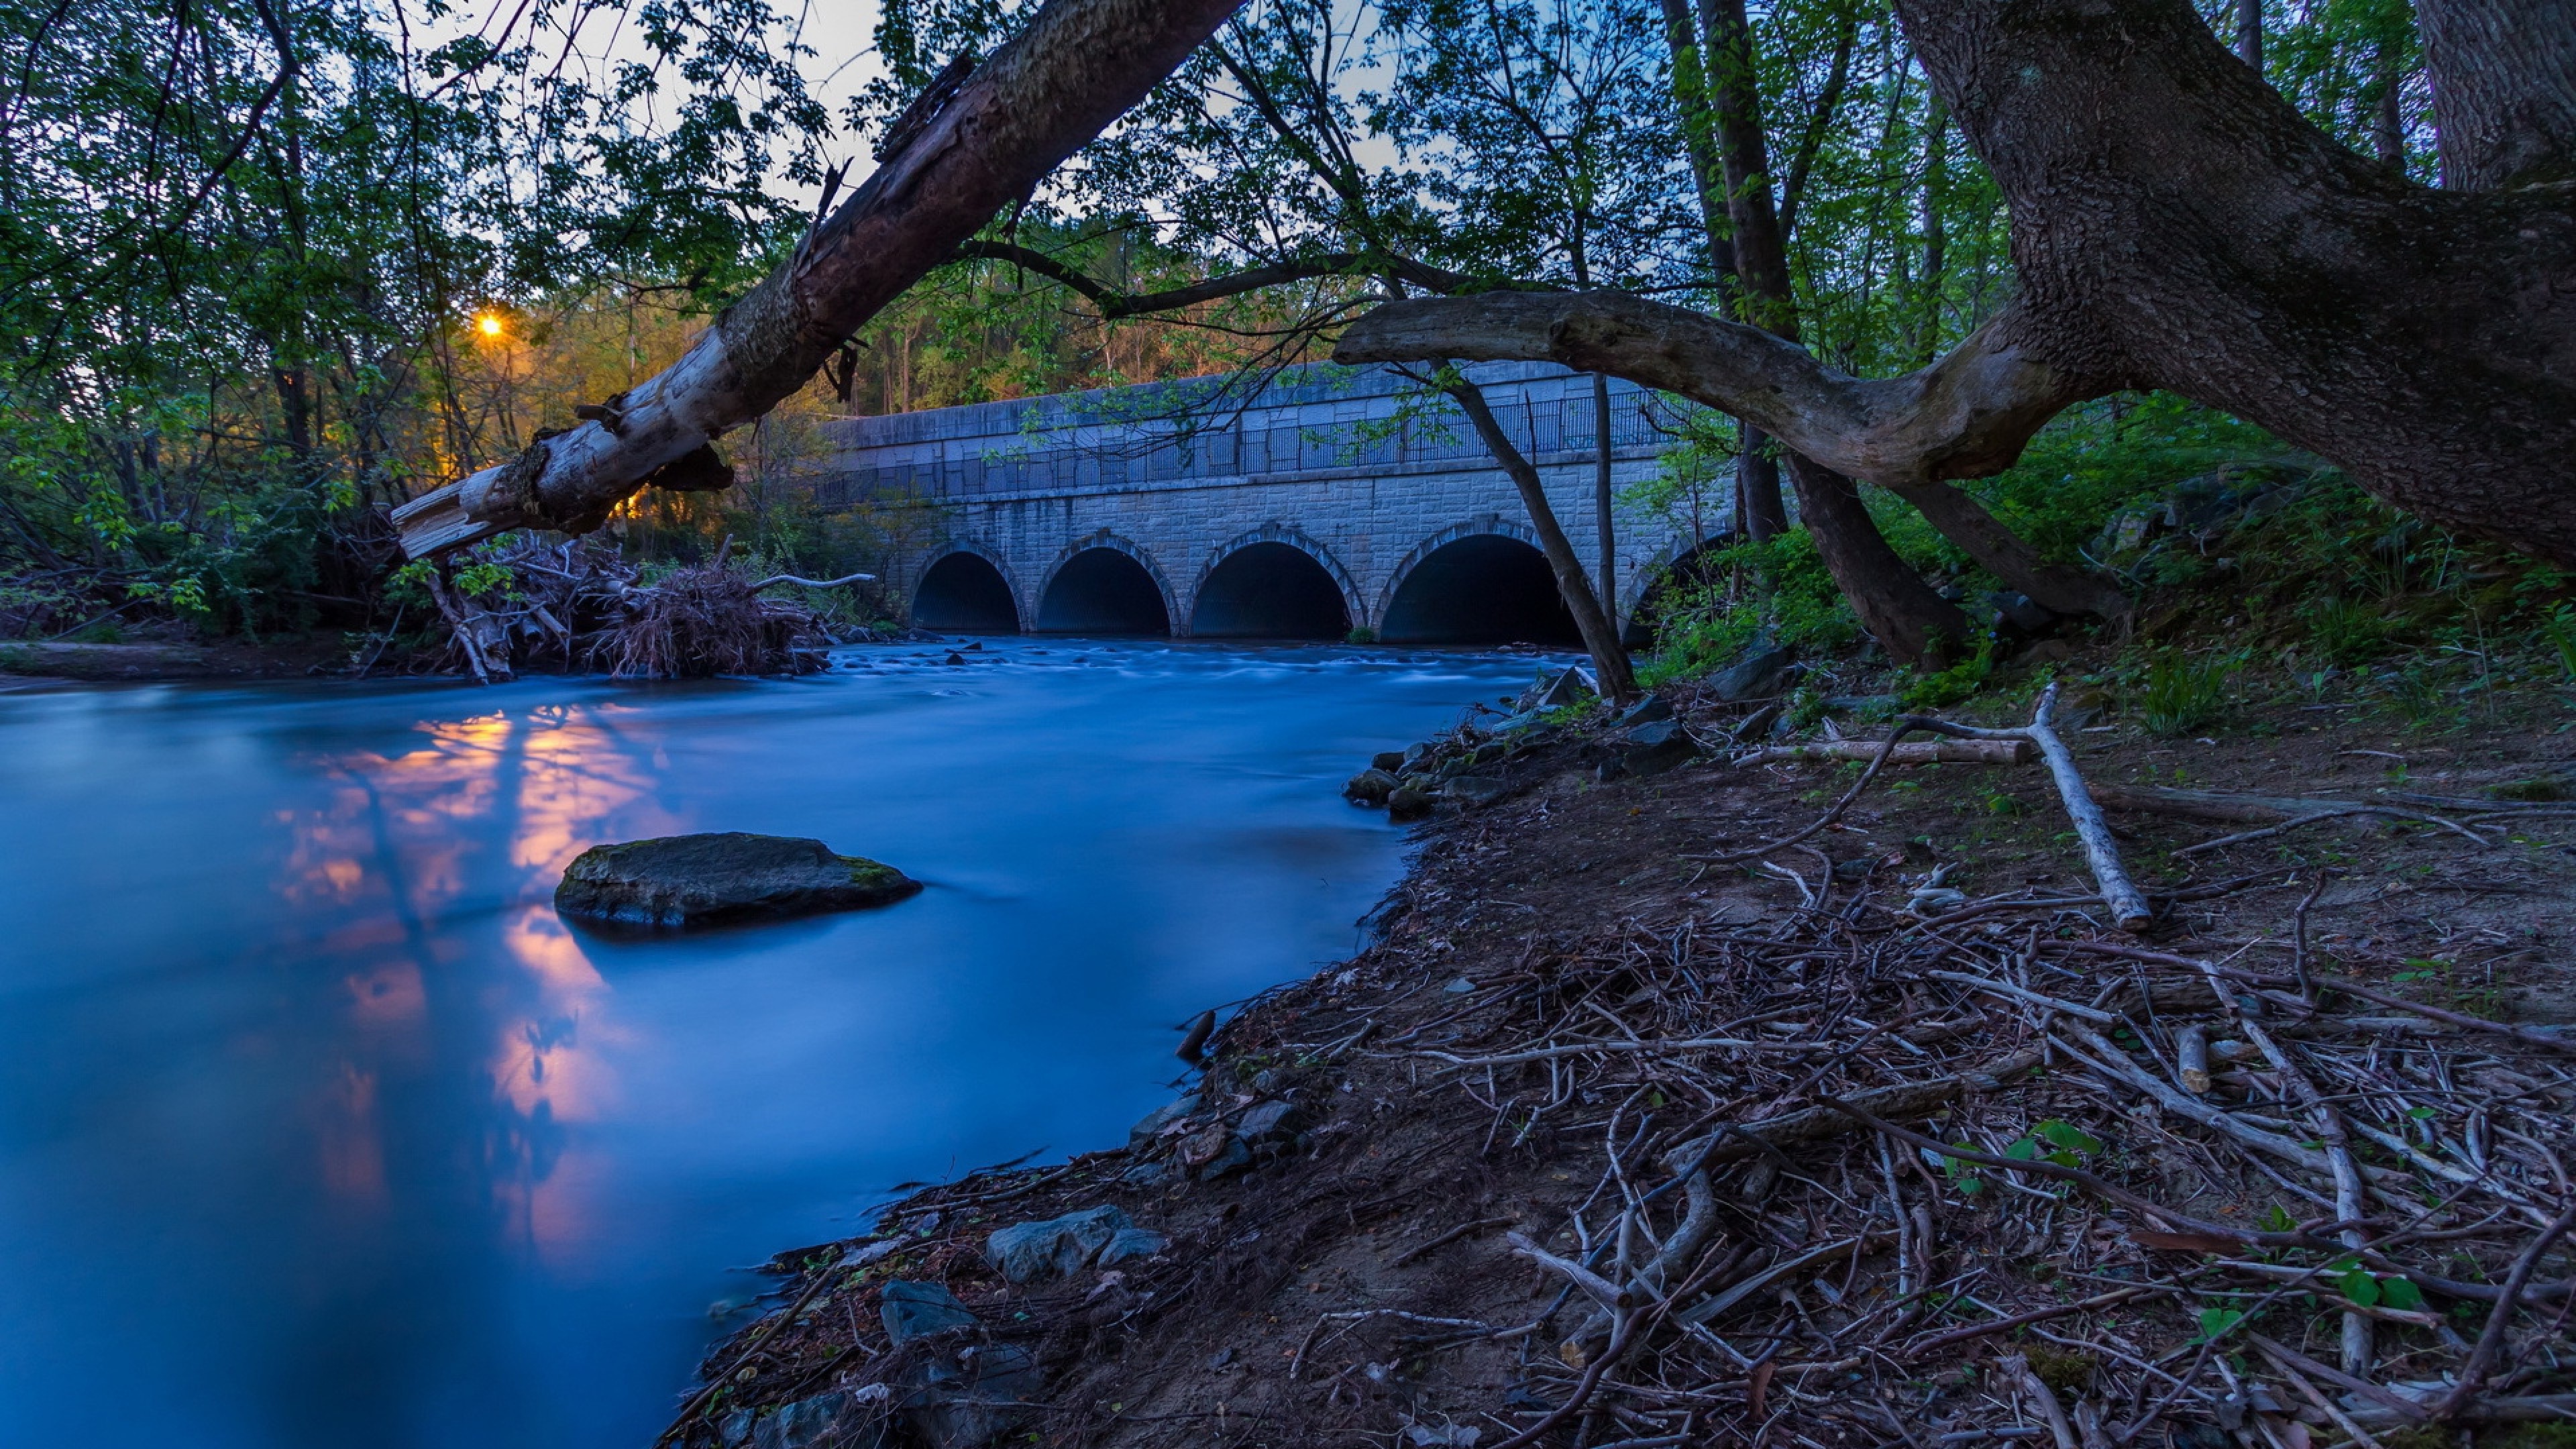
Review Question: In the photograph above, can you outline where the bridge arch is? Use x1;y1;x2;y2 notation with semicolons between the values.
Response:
1189;525;1360;640
1036;531;1179;635
1621;534;1733;642
1378;516;1581;647
910;540;1025;633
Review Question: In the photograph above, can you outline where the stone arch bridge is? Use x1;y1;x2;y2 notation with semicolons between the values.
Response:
817;362;1719;643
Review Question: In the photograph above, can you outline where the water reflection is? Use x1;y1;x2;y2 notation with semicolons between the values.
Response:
0;642;1550;1448
289;705;667;1265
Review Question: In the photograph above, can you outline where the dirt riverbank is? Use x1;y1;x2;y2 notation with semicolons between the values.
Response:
668;672;2576;1449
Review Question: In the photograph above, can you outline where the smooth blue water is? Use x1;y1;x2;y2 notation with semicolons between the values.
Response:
0;639;1542;1448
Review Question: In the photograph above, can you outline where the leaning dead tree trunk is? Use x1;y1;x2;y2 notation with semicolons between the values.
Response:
392;0;1246;559
1444;376;1642;704
1340;0;2576;570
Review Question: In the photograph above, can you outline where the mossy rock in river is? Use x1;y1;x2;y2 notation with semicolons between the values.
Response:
554;833;921;927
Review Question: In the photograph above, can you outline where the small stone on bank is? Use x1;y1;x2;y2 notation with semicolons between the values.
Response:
985;1205;1153;1284
879;1280;979;1346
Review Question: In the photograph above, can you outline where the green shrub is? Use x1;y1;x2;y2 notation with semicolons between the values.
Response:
1635;531;1862;688
2138;651;2233;735
2301;596;2390;663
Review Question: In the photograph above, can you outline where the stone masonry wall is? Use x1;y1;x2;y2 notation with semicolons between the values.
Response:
818;362;1726;633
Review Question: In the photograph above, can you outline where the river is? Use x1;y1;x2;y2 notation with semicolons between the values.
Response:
0;640;1544;1449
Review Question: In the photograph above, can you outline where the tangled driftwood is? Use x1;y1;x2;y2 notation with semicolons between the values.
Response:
415;538;848;682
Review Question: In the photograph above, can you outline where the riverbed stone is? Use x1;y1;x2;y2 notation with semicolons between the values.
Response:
553;833;920;927
905;1343;1042;1449
1343;768;1399;806
879;1280;978;1346
1519;665;1593;711
1236;1099;1299;1144
1371;750;1407;771
1195;1136;1254;1181
1098;1224;1171;1265
1615;694;1674;727
753;1390;885;1449
1129;1097;1197;1152
985;1205;1132;1284
1709;646;1798;702
1449;773;1509;807
1386;787;1434;822
1621;720;1698;777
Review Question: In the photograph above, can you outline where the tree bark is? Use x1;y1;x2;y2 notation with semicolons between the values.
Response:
1593;371;1617;637
2373;43;2406;168
1737;427;1788;540
1782;454;1969;665
1697;0;1971;655
1656;0;1737;297
1344;0;2576;570
1446;376;1641;702
1903;0;2576;557
2234;0;2263;74
1658;0;1784;543
392;0;1247;558
2416;0;2576;189
1696;0;1792;330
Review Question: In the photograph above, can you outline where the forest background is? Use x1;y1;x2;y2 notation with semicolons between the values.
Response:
3;0;2555;705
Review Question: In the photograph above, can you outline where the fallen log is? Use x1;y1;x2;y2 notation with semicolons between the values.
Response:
392;0;1245;559
2086;783;2365;824
1739;738;2033;766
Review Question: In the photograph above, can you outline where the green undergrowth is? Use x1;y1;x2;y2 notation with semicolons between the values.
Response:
1632;394;2576;731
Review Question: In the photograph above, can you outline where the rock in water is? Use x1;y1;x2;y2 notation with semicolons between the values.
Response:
1343;767;1399;805
554;833;920;926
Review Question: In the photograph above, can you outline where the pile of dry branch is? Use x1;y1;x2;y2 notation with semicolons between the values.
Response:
409;537;863;682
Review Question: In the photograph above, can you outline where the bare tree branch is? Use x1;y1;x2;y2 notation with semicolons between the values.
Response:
1336;289;2106;492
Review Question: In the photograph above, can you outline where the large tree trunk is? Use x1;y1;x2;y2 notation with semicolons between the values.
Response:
392;0;1246;558
1656;0;1786;543
1782;455;1968;663
2416;0;2576;188
1341;0;2576;570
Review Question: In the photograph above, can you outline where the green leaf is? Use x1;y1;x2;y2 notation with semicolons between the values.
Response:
2194;1306;2247;1343
2339;1270;2381;1307
2379;1277;2424;1311
2004;1136;2039;1162
2406;1106;2436;1121
2037;1120;2102;1155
